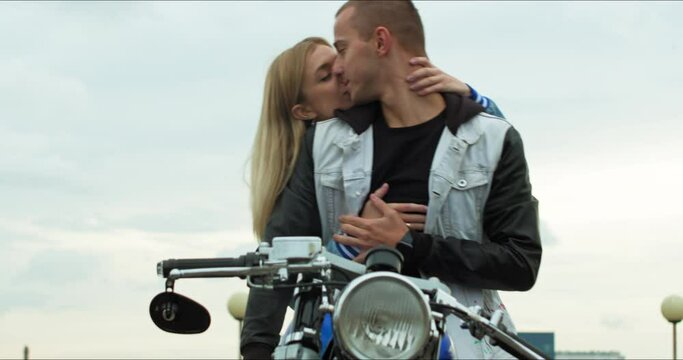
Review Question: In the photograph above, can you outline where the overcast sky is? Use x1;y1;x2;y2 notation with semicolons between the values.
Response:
1;1;682;359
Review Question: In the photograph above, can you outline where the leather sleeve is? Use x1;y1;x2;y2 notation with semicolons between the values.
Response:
399;127;542;291
240;127;321;355
242;343;275;360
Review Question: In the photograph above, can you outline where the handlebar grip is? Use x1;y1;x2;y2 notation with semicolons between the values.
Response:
158;253;259;277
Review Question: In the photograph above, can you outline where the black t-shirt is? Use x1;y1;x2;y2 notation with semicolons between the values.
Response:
370;110;447;206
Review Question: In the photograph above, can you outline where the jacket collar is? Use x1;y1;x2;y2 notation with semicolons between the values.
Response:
333;92;485;136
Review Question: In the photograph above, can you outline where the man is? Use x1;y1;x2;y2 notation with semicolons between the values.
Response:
242;1;541;358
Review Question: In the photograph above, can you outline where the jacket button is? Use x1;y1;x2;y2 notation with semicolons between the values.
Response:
355;191;361;197
457;179;468;188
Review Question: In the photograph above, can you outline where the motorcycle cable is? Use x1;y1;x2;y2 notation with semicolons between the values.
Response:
271;281;348;289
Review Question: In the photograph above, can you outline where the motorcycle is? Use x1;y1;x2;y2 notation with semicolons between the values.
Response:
150;236;549;359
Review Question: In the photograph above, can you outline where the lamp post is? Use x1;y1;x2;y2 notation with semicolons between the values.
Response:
228;291;249;359
661;294;683;360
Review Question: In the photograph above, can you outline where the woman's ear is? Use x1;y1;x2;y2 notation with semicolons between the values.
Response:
291;104;317;121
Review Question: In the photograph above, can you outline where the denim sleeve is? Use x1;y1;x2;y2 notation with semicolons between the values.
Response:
467;84;506;119
484;98;505;119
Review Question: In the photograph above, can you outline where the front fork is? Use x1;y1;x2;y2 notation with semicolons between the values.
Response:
272;274;327;360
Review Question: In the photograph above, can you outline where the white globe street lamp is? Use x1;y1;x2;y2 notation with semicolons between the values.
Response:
228;292;249;359
661;294;683;360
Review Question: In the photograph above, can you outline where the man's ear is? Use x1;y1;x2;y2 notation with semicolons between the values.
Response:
374;26;392;57
291;103;317;121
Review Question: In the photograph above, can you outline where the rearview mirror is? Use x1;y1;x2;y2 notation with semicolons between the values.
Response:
149;292;211;334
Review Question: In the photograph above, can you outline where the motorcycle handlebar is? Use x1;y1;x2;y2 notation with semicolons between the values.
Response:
158;253;260;277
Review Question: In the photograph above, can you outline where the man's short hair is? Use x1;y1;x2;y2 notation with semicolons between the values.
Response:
336;0;426;56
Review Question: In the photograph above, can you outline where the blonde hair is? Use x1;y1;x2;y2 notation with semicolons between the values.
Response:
250;37;331;241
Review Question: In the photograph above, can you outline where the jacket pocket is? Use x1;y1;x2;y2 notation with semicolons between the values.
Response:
443;170;490;240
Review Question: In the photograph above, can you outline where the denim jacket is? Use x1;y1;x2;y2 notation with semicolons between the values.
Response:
315;95;504;254
312;96;535;358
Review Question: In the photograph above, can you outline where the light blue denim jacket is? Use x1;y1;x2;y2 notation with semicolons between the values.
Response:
311;99;519;359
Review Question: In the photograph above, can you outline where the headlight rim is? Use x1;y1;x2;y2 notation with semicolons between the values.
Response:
332;271;432;359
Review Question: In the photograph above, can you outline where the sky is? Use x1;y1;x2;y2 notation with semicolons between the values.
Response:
1;1;682;358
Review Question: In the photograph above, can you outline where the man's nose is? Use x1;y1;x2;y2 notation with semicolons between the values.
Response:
332;56;344;76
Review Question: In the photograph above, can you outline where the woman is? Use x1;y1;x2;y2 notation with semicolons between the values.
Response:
249;37;503;242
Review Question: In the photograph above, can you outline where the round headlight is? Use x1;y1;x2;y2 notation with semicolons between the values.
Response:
333;272;431;359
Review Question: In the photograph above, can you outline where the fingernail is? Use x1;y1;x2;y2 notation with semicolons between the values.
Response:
406;76;414;81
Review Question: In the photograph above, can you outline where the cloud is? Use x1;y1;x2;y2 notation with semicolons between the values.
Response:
600;315;630;330
13;249;102;285
0;249;103;314
0;60;89;127
0;291;47;314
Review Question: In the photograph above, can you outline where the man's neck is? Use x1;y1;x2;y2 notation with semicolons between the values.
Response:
377;58;446;128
